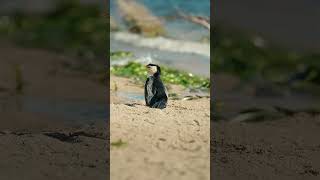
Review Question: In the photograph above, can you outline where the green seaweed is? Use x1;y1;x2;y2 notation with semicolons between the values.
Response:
111;61;210;88
212;25;320;85
110;51;133;60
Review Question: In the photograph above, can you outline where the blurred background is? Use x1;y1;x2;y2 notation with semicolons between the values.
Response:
0;0;108;124
215;0;320;52
213;0;320;121
0;1;108;179
212;1;320;179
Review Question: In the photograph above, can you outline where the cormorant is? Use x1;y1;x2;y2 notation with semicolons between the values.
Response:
144;64;168;109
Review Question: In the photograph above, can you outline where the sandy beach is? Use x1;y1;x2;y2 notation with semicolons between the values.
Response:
0;121;108;180
212;73;320;180
212;115;320;180
2;41;320;180
110;76;210;180
0;42;108;180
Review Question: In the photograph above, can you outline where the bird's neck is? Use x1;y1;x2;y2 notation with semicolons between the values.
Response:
148;73;160;79
154;72;160;78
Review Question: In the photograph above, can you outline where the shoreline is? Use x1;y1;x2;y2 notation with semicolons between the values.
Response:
110;32;210;77
111;32;210;57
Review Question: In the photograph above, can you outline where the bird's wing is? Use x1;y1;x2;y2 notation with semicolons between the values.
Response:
164;86;169;98
145;77;156;105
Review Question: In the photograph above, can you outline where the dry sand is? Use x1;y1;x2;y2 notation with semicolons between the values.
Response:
110;76;210;180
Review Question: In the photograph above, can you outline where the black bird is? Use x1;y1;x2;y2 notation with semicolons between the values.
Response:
144;64;168;109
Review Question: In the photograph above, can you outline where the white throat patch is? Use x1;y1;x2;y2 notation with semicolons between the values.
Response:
147;66;157;76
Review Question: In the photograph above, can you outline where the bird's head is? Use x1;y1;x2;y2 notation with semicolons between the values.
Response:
146;63;161;77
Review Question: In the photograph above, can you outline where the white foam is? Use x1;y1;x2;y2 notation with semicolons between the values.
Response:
111;32;210;57
140;55;152;64
110;55;156;66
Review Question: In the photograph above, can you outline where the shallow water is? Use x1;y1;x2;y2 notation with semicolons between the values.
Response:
116;91;145;101
115;88;210;102
110;0;210;41
0;96;108;122
110;0;210;77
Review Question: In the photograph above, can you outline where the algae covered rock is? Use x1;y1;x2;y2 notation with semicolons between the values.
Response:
116;0;165;37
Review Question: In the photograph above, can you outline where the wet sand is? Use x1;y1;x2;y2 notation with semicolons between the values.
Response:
110;75;210;180
0;42;108;180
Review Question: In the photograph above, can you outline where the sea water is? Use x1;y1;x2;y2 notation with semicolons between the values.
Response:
110;0;210;77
